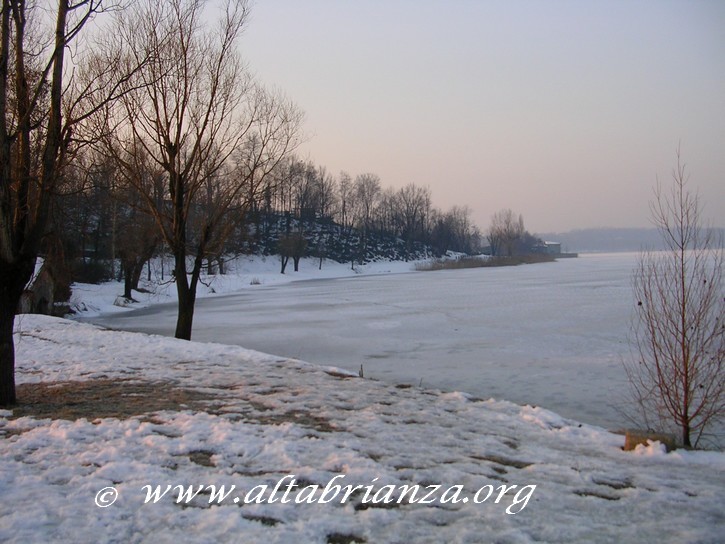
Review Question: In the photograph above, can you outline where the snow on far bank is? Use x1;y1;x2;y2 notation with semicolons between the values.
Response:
69;255;422;318
2;315;723;543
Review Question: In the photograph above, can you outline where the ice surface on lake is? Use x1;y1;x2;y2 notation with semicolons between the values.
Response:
91;253;638;430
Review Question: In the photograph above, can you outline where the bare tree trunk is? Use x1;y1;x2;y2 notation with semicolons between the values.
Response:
175;288;195;340
131;261;144;292
120;255;149;300
111;197;117;279
123;269;134;300
280;255;289;274
0;285;21;406
682;422;691;449
0;1;70;405
174;252;195;341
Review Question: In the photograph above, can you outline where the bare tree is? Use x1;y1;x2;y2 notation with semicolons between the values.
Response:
313;166;337;222
377;187;397;238
0;0;134;406
354;173;381;230
625;152;723;448
337;171;354;231
113;153;162;300
102;0;302;340
449;206;479;254
394;183;431;258
488;209;525;257
278;232;306;274
353;173;380;262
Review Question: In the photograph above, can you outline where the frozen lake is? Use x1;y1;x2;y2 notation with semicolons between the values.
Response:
89;253;638;430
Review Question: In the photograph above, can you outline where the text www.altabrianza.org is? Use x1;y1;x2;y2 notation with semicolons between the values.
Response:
139;475;536;515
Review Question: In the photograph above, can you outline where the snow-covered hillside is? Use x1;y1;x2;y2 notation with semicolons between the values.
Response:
2;316;723;543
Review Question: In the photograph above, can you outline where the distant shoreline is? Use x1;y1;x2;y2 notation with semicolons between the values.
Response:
415;254;558;271
536;226;724;254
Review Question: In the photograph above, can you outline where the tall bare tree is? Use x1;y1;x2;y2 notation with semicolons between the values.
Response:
113;152;163;300
394;183;431;258
353;173;380;262
336;171;353;230
0;0;134;406
102;0;302;340
314;166;337;222
488;209;525;257
625;152;723;448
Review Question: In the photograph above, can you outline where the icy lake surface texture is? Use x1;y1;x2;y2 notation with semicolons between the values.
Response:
94;253;638;430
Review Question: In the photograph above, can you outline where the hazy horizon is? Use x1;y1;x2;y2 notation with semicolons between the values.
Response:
240;0;724;233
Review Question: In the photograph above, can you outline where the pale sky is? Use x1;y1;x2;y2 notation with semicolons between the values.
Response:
240;0;725;233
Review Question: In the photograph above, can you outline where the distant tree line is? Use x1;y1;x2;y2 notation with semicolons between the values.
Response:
246;158;483;263
53;153;484;282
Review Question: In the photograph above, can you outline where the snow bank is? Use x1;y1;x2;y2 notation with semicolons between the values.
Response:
69;255;421;317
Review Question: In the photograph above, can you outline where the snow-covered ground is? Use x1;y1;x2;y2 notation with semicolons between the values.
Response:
3;315;723;543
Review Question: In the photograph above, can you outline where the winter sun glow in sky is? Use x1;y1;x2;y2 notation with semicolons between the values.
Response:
240;0;725;233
